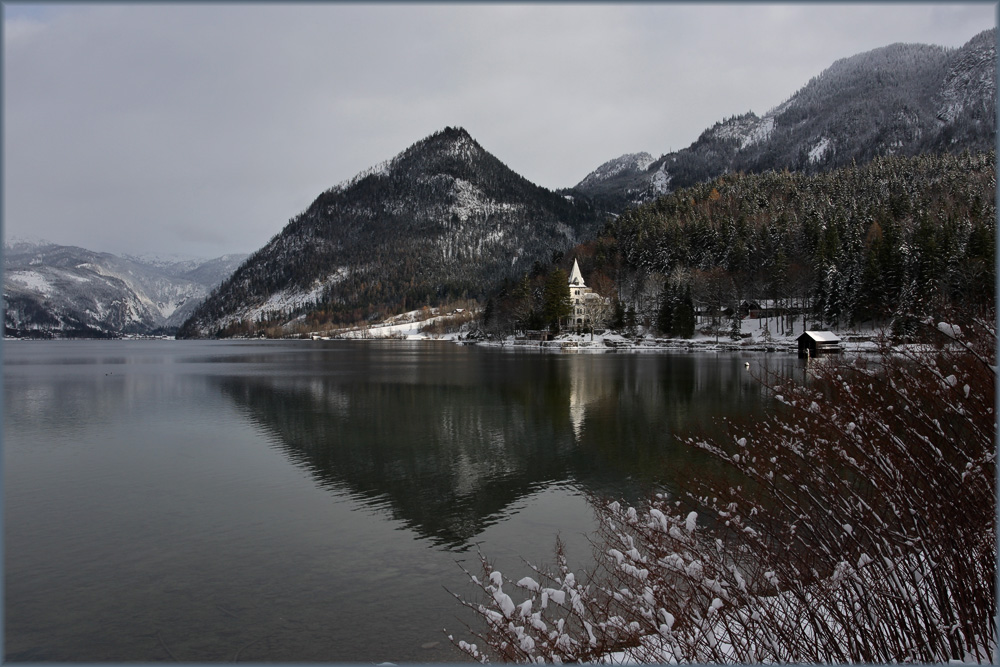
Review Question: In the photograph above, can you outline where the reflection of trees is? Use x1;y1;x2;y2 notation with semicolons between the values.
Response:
219;376;574;550
215;348;793;550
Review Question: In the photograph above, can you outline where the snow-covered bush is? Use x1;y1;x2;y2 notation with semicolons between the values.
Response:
449;540;635;664
453;313;996;663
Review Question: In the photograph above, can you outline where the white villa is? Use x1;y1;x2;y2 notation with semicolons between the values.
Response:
567;259;606;330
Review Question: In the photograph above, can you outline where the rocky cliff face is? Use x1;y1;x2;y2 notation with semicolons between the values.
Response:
934;28;996;147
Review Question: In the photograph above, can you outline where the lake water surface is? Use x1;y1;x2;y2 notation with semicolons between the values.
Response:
4;339;801;662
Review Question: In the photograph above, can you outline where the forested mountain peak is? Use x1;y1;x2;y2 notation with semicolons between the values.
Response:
327;126;488;194
798;41;949;96
178;127;603;338
573;29;996;211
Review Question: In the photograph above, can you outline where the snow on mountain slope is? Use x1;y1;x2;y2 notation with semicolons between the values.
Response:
4;242;246;336
576;152;655;189
705;113;776;149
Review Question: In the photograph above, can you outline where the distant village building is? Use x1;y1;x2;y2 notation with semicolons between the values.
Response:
722;300;788;320
797;330;842;358
567;259;607;330
741;300;786;319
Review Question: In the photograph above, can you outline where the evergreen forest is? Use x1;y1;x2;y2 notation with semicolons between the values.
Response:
484;150;996;340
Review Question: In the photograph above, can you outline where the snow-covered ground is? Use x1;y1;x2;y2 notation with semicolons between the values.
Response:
7;270;56;294
808;136;833;163
311;308;470;341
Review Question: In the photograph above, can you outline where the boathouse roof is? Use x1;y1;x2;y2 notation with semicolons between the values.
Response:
798;330;841;343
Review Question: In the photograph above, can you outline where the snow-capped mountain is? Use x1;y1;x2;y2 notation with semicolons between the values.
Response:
4;240;246;337
178;127;604;338
574;28;996;210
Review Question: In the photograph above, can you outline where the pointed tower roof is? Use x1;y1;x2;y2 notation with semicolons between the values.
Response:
568;258;586;287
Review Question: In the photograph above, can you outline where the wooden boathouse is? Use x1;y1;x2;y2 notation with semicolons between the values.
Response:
797;331;842;358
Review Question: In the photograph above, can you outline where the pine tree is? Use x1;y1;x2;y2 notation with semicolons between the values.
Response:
542;269;572;333
656;283;676;337
610;300;626;332
625;305;638;338
672;287;696;338
729;310;743;340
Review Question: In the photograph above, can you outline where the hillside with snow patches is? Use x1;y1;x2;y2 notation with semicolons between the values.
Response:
178;127;603;338
3;240;246;336
573;28;996;210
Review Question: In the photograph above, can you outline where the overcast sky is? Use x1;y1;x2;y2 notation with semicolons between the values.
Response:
3;3;996;259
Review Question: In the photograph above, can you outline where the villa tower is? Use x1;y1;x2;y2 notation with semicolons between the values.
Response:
567;259;604;330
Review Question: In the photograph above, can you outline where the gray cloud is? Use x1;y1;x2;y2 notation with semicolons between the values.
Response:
3;3;994;258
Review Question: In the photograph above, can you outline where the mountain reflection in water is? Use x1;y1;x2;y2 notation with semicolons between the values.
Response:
215;345;789;550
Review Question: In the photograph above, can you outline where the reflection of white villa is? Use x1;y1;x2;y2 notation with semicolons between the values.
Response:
567;355;604;441
567;259;606;330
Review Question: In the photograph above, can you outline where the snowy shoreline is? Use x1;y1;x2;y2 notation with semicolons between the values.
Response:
313;329;884;356
305;308;885;355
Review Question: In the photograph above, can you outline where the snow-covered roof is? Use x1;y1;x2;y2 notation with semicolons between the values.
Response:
800;330;841;342
568;258;586;287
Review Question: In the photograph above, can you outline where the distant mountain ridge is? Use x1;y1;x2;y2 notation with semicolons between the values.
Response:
573;28;996;210
3;241;247;337
572;152;657;205
178;126;603;337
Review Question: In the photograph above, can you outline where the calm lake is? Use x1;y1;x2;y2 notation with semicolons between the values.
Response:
4;339;802;662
